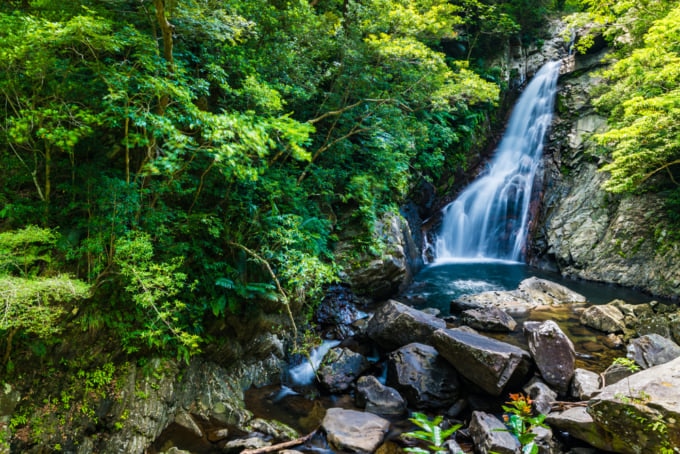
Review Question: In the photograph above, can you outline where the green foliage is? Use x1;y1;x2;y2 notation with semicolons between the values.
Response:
0;0;512;367
585;3;680;196
499;393;549;454
114;232;202;362
402;412;462;453
0;226;58;276
0;226;90;365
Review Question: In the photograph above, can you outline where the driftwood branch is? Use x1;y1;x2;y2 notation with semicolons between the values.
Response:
241;430;317;454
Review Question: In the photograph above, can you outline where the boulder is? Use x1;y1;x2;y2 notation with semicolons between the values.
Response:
322;408;390;453
355;375;407;417
524;320;575;394
517;277;587;305
386;342;461;410
523;377;558;415
569;368;601;400
432;328;532;396
336;210;419;301
587;356;680;453
468;411;520;454
626;333;680;369
461;306;517;332
580;304;625;333
453;277;586;317
317;347;370;393
546;406;627;453
601;362;634;386
366;300;446;351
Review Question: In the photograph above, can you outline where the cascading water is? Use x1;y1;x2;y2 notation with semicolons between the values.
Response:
434;60;561;262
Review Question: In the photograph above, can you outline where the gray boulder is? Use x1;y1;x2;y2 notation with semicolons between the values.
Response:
432;328;532;396
322;408;390;453
524;320;575;394
386;342;461;410
317;347;370;393
570;368;601;400
454;277;585;317
367;299;446;351
468;411;520;454
587;356;680;453
601;362;635;386
580;304;625;333
523;377;558;415
546;406;628;453
355;375;407;416
626;333;680;369
461;306;517;332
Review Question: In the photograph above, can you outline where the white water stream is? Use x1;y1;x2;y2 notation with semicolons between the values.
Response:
435;61;561;262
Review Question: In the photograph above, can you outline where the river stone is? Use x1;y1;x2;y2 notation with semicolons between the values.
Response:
626;333;680;369
355;375;407;416
322;408;390;453
453;277;586;317
601;362;634;386
523;376;558;415
517;276;587;305
570;368;601;400
580;304;625;333
317;347;370;393
587;356;680;453
468;411;521;454
432;328;532;396
366;299;446;351
461;306;517;332
386;342;461;409
223;435;271;453
524;320;575;394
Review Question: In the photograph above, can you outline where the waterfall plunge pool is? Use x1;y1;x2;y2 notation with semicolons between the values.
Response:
399;260;658;317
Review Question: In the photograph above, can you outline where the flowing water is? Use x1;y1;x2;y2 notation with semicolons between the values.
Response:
435;61;561;261
156;62;658;453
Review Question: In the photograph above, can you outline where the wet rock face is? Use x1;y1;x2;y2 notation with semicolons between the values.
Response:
386;342;461;410
336;210;420;301
531;46;680;299
317;347;371;393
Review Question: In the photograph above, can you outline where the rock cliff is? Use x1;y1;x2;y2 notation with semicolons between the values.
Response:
530;39;680;298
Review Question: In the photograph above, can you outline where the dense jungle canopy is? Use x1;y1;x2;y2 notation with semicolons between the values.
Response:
1;0;680;367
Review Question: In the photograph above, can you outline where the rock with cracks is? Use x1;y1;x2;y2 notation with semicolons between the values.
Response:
432;328;532;396
524;320;575;395
587;356;680;453
366;299;446;351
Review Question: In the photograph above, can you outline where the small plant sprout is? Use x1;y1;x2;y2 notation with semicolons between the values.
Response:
402;412;462;454
500;393;549;454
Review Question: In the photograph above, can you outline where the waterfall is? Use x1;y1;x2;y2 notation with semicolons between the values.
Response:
434;61;561;262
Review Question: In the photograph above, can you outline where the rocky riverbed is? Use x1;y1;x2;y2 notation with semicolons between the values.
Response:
138;278;680;454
